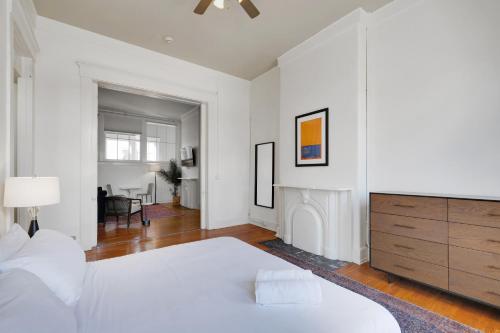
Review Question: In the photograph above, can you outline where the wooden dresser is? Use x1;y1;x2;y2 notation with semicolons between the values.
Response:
370;193;500;308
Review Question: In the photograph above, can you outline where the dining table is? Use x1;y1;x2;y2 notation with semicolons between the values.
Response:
119;186;142;198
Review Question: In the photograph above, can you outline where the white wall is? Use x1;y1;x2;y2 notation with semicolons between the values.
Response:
99;112;143;134
34;17;250;241
249;67;280;230
99;88;194;120
278;10;368;263
0;0;13;236
181;108;200;180
180;107;200;209
367;0;500;197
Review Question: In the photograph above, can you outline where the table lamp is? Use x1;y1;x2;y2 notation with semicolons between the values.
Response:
149;164;161;205
3;177;60;237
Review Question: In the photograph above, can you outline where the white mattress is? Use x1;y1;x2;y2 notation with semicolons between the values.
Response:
76;237;400;333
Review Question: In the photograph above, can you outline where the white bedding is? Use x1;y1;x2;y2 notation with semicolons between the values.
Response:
76;237;400;333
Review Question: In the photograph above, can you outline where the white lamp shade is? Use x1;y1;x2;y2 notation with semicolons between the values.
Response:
149;164;161;172
3;177;60;208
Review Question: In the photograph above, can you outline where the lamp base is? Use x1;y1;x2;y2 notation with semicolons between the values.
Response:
28;219;39;238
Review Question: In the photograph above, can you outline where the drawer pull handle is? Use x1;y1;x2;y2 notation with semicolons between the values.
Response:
394;244;414;250
394;204;415;209
394;264;414;271
487;213;500;217
487;291;500;297
487;239;500;244
487;265;500;271
393;224;416;230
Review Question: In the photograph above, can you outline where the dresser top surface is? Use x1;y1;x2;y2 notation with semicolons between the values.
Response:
371;191;500;202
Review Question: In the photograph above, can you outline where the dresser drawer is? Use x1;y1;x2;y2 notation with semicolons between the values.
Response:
371;194;447;221
449;223;500;255
449;246;500;281
371;249;448;289
371;231;448;266
449;269;500;307
449;199;500;228
371;212;448;244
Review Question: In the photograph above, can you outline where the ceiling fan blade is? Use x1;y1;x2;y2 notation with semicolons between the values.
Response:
239;0;260;19
194;0;212;15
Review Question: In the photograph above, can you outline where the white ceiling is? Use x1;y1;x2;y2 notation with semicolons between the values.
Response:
98;88;197;121
33;0;392;80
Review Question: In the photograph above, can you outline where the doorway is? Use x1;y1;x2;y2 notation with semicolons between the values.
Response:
95;85;203;252
78;62;216;251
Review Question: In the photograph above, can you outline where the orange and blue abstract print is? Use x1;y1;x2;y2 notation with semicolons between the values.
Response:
300;118;322;160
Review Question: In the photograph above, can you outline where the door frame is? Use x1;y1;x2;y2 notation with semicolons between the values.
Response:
0;0;38;233
78;62;216;250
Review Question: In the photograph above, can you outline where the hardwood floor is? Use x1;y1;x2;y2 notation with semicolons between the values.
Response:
86;205;276;261
86;210;499;332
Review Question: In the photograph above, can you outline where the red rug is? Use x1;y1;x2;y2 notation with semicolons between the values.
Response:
105;204;186;224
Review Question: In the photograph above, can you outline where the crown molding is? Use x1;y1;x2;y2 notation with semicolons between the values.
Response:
180;106;201;121
12;0;39;58
367;0;423;28
278;8;367;68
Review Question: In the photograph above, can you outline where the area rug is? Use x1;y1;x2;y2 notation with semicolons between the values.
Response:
261;239;480;333
105;204;187;224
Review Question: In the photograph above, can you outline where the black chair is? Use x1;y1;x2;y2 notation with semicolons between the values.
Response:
104;196;143;228
97;187;107;223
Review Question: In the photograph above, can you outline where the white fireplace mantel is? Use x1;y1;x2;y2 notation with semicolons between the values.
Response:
273;184;352;192
274;184;354;262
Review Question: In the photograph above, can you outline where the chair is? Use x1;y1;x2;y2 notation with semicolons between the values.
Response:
97;187;107;223
104;196;143;228
136;183;154;203
107;184;126;198
106;184;114;196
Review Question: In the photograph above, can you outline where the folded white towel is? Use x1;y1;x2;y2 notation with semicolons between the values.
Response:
256;269;313;282
255;279;322;305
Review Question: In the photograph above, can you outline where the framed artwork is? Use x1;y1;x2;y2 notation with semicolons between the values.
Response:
295;108;329;167
254;142;275;208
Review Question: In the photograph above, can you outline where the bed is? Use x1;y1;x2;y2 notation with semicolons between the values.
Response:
76;237;400;333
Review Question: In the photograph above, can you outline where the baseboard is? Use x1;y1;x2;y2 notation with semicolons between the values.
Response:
249;218;277;232
208;218;250;230
359;245;369;264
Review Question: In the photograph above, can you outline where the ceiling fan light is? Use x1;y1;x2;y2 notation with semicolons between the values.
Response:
213;0;224;9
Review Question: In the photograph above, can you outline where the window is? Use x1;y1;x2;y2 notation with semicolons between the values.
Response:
146;122;176;162
105;131;141;161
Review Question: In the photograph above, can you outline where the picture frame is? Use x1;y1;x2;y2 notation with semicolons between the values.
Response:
295;108;329;167
254;142;275;209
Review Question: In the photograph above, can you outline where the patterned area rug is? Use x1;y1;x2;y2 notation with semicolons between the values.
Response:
261;239;480;333
262;238;349;271
105;204;186;224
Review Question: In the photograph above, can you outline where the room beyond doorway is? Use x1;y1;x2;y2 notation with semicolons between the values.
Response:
96;85;202;247
78;62;212;251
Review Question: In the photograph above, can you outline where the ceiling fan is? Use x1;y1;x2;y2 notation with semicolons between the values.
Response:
194;0;260;19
